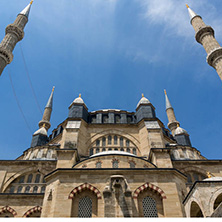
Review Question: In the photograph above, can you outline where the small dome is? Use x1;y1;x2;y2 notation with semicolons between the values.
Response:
33;127;47;136
73;94;84;104
174;126;188;136
137;94;150;108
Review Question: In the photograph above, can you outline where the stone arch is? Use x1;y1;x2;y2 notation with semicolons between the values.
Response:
2;166;38;192
68;183;102;200
86;129;140;149
209;187;222;214
190;201;204;217
23;206;42;217
180;166;209;177
0;206;17;217
133;182;167;200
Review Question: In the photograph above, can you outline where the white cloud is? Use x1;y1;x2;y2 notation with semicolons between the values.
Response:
138;0;222;40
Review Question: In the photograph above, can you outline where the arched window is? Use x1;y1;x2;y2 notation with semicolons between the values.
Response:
41;186;46;193
126;140;130;147
120;148;124;151
108;148;112;151
133;148;137;155
120;137;123;147
214;193;222;210
103;115;108;124
35;174;41;183
115;115;121;123
112;160;119;168
114;136;118;145
96;162;102;168
17;186;23;193
127;148;131;153
27;174;33;183
96;148;100;153
19;176;25;183
78;196;92;217
108;136;112;145
96;140;100;147
102;148;106;152
90;148;94;156
25;186;30;193
33;186;38;193
114;148;118;151
9;186;15;193
187;174;192;183
142;196;158;217
102;137;106;146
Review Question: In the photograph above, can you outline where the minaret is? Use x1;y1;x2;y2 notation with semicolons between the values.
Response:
30;87;54;148
186;4;222;80
38;87;55;130
0;1;33;76
164;90;179;135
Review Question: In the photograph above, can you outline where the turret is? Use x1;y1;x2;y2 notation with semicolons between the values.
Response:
174;124;192;147
68;94;89;122
30;87;54;148
0;1;33;76
164;90;179;135
135;94;156;123
186;4;222;80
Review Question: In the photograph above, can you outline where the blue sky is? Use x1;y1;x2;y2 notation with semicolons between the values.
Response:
0;0;222;160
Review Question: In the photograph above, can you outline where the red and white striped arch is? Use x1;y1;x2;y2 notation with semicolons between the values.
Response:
23;206;42;217
133;182;167;200
0;206;17;216
68;183;102;199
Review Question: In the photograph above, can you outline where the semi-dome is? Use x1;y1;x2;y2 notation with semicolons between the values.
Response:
203;177;222;181
136;94;150;108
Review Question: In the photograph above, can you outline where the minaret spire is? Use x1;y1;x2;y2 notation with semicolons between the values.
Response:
38;87;55;130
0;1;34;76
187;5;222;81
164;90;179;135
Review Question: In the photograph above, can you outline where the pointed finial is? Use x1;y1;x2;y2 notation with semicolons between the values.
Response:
19;1;33;18
186;5;198;21
186;4;189;8
30;0;34;5
45;87;55;109
52;86;55;92
142;93;144;98
164;89;167;95
79;93;81;98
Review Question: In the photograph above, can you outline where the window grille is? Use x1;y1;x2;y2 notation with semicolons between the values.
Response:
41;186;46;193
9;186;14;193
35;174;41;183
78;196;92;218
142;196;158;217
17;186;22;193
96;162;102;168
27;174;33;183
25;186;30;193
114;136;118;145
112;160;119;168
108;136;112;145
120;137;123;147
96;140;100;146
90;148;94;156
102;137;106;146
19;176;25;183
33;186;38;193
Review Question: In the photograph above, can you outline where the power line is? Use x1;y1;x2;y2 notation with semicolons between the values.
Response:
19;43;43;115
8;68;33;135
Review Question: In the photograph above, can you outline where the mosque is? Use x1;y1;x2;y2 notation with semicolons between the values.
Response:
0;1;222;217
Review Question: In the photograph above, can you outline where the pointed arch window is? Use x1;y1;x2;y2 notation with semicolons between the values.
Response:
9;186;15;193
120;137;123;147
142;196;158;217
41;186;46;193
90;148;94;156
126;140;130;147
33;186;38;193
78;196;92;217
108;136;112;145
25;186;30;193
27;174;33;183
133;148;137;155
19;176;25;183
114;136;118;145
35;174;41;183
102;137;106;146
17;186;23;193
